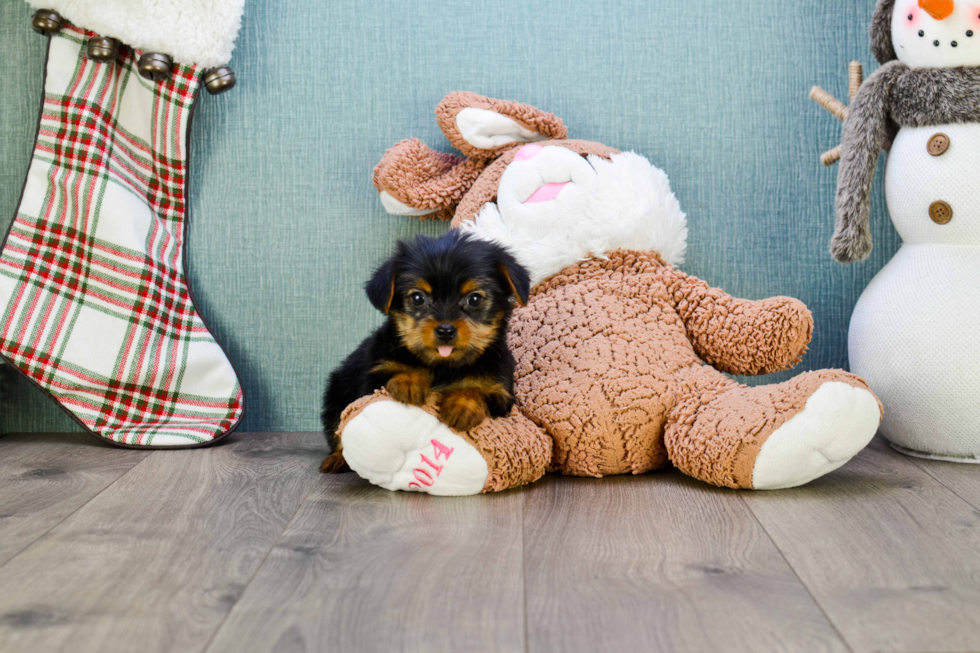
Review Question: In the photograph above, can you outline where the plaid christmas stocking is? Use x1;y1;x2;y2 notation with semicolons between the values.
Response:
0;5;246;447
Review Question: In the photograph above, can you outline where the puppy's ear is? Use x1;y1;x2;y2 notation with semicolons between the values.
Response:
436;92;568;161
497;252;530;307
366;260;397;315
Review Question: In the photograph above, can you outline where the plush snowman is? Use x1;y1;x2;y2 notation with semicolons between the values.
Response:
832;0;980;461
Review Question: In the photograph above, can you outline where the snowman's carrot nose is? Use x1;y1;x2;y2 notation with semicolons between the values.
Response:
919;0;955;20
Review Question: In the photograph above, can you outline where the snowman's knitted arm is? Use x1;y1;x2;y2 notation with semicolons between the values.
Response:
664;267;813;376
833;61;905;263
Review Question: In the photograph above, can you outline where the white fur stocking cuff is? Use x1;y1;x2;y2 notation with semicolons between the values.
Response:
26;0;245;67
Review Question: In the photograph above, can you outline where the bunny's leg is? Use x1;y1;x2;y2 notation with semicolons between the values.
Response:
333;391;551;495
665;366;881;489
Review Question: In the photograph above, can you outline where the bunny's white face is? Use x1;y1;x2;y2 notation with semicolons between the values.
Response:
892;1;980;68
463;145;688;287
494;144;599;241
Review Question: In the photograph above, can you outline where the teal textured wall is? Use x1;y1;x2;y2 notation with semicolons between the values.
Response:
0;0;899;434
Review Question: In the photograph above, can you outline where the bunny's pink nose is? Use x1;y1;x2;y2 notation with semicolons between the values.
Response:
514;144;544;161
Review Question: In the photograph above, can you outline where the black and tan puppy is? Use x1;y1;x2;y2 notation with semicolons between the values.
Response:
320;231;530;473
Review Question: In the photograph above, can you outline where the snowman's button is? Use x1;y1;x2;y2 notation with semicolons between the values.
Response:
929;200;953;225
928;133;950;156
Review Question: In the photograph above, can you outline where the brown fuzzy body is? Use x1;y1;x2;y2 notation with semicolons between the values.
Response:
510;250;816;479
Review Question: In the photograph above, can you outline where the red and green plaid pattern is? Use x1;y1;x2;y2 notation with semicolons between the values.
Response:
0;26;244;446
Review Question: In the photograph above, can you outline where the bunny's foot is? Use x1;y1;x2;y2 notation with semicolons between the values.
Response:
666;368;882;490
750;380;881;489
340;395;488;496
335;391;552;495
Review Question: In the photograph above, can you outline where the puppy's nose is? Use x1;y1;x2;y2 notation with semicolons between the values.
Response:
435;324;457;342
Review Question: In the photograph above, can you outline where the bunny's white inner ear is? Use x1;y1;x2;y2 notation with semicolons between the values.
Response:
379;191;438;217
456;108;549;149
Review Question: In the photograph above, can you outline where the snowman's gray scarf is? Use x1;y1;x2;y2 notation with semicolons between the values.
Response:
832;62;980;263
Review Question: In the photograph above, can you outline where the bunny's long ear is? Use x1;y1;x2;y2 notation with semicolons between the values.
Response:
373;138;486;220
435;92;568;160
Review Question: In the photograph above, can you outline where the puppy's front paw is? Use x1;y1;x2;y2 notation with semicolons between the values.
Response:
439;389;488;432
387;371;431;406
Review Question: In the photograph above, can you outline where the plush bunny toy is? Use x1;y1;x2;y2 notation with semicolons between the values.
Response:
832;0;980;461
336;92;882;495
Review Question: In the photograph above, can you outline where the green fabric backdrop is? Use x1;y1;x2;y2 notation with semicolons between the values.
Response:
0;0;899;434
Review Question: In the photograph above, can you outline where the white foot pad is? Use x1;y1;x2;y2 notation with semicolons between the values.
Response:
752;382;880;490
341;401;489;496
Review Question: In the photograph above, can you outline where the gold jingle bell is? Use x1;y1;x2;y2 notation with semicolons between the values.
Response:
138;52;173;82
203;67;236;95
86;36;121;63
31;9;63;35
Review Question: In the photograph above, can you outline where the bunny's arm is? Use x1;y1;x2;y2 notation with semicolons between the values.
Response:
832;61;905;263
373;138;487;221
662;267;813;376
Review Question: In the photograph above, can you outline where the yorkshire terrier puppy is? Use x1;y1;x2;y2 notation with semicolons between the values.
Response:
320;231;530;473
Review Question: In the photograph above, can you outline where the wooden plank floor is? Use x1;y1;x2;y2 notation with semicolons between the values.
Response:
1;432;979;653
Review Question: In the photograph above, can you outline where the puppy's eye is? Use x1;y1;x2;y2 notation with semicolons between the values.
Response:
409;291;426;307
466;293;484;308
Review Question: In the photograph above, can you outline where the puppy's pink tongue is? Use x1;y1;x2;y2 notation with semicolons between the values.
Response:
438;346;454;358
